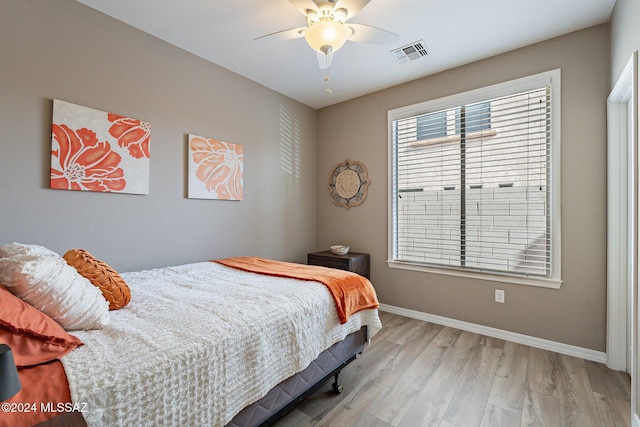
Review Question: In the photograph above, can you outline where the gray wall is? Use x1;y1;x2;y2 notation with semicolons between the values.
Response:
611;0;640;85
0;0;317;272
316;24;610;352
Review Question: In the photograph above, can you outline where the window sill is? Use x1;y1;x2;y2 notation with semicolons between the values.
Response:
386;260;562;289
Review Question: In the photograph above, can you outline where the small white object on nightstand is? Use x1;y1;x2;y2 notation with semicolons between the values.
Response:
330;245;350;255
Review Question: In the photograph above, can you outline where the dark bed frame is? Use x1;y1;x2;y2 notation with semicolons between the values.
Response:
228;326;367;427
35;327;367;427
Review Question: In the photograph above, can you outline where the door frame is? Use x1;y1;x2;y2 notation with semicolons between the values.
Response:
607;51;637;374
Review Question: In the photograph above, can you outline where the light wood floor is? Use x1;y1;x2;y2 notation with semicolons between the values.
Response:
274;311;631;427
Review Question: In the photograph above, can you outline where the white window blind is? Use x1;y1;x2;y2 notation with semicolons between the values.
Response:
390;84;553;278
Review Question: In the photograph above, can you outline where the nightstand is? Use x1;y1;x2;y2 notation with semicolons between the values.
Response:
307;251;370;279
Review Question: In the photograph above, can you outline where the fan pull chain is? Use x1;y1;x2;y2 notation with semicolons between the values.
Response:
320;45;333;94
325;55;332;94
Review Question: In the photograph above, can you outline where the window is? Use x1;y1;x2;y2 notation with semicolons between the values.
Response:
414;102;494;147
456;102;491;134
416;110;446;140
388;70;561;288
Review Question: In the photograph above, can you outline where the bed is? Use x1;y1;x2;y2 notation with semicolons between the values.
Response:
0;245;381;427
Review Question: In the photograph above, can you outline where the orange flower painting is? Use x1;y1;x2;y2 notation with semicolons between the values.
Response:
51;100;150;195
50;124;125;192
108;113;151;159
188;134;244;200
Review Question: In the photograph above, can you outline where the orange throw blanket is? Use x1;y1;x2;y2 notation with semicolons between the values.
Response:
1;361;73;427
214;257;379;324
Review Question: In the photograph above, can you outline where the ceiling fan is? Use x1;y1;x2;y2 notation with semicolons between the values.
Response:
256;0;398;71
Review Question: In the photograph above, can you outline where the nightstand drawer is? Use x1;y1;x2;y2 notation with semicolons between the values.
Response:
309;256;349;270
307;251;370;278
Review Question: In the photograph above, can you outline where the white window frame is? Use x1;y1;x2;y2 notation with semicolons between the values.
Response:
387;69;562;288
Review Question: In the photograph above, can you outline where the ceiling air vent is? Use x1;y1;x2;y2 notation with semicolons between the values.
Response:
391;40;430;63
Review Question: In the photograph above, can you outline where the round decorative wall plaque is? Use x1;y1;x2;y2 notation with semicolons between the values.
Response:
328;159;370;210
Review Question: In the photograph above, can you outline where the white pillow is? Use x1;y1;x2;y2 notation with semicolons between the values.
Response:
0;242;60;258
0;243;109;331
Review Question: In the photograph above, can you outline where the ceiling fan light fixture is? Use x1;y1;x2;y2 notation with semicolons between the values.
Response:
333;8;348;23
304;20;349;53
306;9;319;24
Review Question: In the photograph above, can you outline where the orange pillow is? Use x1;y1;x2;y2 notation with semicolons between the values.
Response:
0;285;83;367
63;249;131;310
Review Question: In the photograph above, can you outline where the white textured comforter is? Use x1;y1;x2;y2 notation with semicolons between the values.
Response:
61;261;382;427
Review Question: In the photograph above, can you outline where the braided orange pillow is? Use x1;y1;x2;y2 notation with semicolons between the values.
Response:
63;249;130;310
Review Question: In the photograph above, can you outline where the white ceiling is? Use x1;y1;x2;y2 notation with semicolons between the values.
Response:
75;0;615;110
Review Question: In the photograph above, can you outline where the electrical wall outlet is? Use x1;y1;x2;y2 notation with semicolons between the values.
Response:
495;289;505;303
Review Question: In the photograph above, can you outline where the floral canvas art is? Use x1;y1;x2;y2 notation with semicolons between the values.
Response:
50;99;151;194
188;134;243;200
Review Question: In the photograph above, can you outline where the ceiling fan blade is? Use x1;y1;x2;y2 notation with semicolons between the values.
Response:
317;51;334;69
333;0;371;20
255;27;306;42
347;23;398;44
288;0;320;15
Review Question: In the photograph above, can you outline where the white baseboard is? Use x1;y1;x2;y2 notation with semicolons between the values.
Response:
379;303;607;364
